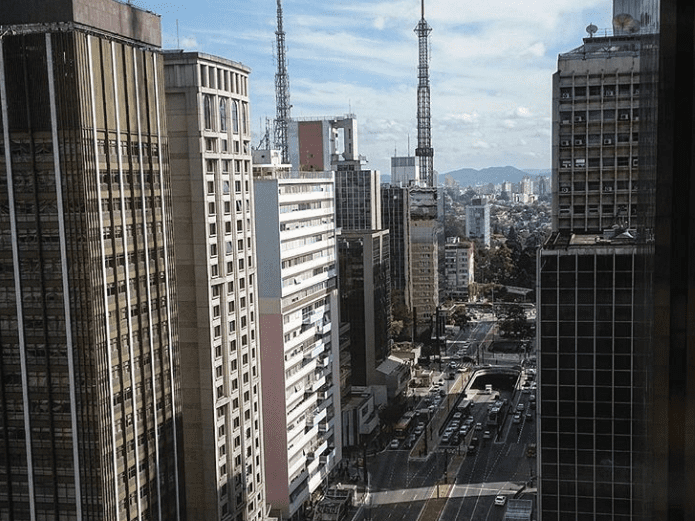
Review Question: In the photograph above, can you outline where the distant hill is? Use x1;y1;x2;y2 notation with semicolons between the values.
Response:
442;166;546;188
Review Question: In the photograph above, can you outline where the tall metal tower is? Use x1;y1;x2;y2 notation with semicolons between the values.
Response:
274;0;291;163
414;0;434;186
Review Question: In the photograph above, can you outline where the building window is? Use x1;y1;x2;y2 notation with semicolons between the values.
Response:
204;94;213;130
232;100;239;134
220;99;228;132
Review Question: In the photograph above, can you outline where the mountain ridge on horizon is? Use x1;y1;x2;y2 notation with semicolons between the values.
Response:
442;165;550;188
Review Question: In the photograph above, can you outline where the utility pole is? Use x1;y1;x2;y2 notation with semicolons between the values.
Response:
414;0;434;186
274;0;291;163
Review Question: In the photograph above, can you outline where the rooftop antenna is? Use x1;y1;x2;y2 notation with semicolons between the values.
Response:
274;0;291;164
176;19;180;48
414;0;434;186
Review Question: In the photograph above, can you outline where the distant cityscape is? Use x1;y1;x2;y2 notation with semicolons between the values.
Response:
1;1;694;521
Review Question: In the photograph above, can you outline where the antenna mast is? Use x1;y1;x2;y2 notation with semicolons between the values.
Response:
414;0;434;186
274;0;291;163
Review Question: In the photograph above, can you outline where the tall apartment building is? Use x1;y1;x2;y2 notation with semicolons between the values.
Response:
553;18;644;232
335;168;381;231
466;198;491;247
409;186;439;327
381;185;412;314
444;237;474;300
0;1;184;519
252;150;342;519
163;51;266;521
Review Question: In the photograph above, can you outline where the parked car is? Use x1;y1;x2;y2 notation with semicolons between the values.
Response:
390;439;400;449
483;430;491;439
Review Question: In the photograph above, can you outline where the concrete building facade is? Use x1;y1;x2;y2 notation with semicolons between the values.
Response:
252;151;342;519
0;2;184;519
444;237;474;300
163;51;267;521
466;198;491;247
409;187;439;327
390;156;419;186
553;28;643;232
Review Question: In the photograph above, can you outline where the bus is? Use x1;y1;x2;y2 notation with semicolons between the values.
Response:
394;411;416;439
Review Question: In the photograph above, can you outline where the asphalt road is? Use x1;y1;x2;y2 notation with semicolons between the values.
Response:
360;319;537;521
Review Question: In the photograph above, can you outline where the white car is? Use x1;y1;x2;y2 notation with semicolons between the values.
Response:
494;495;507;506
390;439;400;449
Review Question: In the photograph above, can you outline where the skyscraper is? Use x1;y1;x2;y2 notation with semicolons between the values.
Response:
163;51;267;521
252;150;342;519
538;1;659;518
0;1;184;519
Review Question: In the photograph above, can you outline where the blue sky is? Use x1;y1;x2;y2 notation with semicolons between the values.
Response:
134;0;614;175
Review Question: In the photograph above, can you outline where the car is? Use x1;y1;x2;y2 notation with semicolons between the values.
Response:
460;427;469;436
522;388;531;394
516;403;525;412
407;434;417;447
475;422;482;430
439;389;446;397
441;433;450;444
530;401;537;410
390;439;400;449
529;394;536;402
467;445;476;455
483;430;491;439
513;414;521;424
526;412;533;421
453;412;462;420
495;495;507;506
451;433;460;445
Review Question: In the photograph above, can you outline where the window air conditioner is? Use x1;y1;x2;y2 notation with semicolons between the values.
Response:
619;114;630;120
561;92;571;99
632;159;639;167
575;116;584;122
604;138;613;145
561;140;571;147
574;140;583;146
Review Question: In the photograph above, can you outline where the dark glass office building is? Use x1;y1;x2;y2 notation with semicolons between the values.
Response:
0;1;184;519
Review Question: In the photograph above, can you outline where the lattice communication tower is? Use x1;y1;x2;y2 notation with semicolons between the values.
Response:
274;0;291;163
414;0;434;186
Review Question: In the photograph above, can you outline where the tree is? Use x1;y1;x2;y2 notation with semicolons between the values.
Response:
497;303;532;338
449;306;471;329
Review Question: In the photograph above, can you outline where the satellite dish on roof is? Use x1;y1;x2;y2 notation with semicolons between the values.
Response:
613;13;641;34
586;24;598;36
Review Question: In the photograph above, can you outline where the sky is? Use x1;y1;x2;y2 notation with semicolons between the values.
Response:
132;0;614;175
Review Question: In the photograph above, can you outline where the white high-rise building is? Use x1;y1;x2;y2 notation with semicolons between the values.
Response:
252;150;342;519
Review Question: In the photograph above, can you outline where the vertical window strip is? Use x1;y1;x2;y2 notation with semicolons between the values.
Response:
111;41;143;520
87;36;121;521
153;52;182;521
46;33;82;519
0;38;37;521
